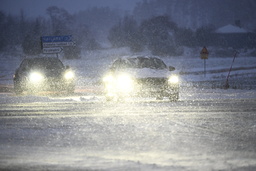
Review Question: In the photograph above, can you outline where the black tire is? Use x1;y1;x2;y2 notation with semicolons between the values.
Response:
156;95;164;100
106;96;114;101
169;92;179;102
14;81;23;95
66;87;75;94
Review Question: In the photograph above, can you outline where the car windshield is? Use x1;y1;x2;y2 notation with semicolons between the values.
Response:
25;58;64;70
116;57;167;70
138;57;167;69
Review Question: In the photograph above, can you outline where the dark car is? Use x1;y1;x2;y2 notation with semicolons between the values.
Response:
13;57;75;94
103;56;179;101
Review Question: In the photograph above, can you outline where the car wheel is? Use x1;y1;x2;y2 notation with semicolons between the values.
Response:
106;96;114;101
156;95;164;100
66;87;75;94
169;92;179;102
14;81;23;95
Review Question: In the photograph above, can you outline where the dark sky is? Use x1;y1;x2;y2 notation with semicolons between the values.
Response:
0;0;141;17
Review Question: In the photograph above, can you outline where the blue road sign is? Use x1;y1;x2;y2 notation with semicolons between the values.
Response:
41;35;72;43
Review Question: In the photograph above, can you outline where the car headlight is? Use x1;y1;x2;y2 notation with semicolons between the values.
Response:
64;70;75;80
29;72;44;83
103;73;134;93
168;75;179;84
116;73;133;91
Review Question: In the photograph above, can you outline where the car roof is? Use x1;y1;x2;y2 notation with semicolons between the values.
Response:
119;55;163;60
23;57;60;62
112;55;168;70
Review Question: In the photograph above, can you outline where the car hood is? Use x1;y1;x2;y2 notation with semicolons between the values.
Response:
28;68;64;77
116;68;171;79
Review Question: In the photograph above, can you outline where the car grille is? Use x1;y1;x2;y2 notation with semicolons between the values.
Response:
137;77;167;86
46;77;62;84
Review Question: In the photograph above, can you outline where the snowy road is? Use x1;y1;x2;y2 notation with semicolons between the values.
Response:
0;88;256;171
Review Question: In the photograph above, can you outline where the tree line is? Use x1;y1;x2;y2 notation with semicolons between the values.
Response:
0;6;119;58
1;5;256;58
109;15;256;56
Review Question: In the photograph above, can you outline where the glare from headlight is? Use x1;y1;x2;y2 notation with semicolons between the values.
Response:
116;74;133;92
168;75;179;84
64;71;75;79
103;74;114;83
29;72;44;83
103;73;134;93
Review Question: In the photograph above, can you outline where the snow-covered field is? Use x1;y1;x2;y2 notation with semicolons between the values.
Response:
1;47;256;91
68;48;256;89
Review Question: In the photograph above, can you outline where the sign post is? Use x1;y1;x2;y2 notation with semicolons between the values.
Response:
41;35;73;43
41;35;75;56
42;47;63;54
200;46;209;77
224;51;238;89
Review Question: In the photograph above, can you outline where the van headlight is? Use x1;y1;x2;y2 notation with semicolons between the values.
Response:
64;70;75;80
168;75;179;84
29;72;44;83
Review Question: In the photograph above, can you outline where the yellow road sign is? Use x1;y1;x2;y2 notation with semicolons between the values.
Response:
200;46;209;59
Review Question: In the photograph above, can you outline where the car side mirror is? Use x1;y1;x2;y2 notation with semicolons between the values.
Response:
22;67;27;72
110;66;116;71
169;66;175;71
14;69;18;78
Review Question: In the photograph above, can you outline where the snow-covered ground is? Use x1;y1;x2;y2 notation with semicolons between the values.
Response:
0;89;256;171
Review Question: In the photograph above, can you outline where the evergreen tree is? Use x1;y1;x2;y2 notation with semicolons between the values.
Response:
0;11;6;51
108;16;144;52
22;18;42;55
140;16;181;56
